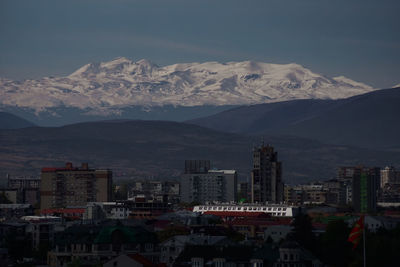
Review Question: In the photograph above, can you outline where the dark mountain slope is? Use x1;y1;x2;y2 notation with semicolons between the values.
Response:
189;87;400;149
0;111;35;129
1;120;400;184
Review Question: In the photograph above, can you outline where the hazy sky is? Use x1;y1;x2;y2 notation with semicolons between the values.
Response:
0;0;399;88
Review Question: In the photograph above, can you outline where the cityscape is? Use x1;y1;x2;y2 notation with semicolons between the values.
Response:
1;1;400;267
1;143;400;266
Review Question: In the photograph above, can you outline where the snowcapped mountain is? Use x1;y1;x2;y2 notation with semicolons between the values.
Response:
393;83;400;88
0;57;375;115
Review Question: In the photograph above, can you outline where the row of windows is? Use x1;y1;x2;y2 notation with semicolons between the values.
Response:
198;206;287;212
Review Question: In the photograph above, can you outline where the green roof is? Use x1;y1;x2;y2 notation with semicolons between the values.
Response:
55;224;157;246
94;225;158;244
94;225;137;244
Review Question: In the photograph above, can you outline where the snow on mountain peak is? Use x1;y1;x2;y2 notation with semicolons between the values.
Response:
392;83;400;88
0;58;377;114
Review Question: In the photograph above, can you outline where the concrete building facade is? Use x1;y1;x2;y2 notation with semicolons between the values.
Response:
181;160;237;204
40;162;112;210
352;167;380;213
251;144;283;204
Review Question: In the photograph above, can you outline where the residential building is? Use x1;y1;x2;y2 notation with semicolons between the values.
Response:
104;254;158;267
47;223;159;266
40;162;113;210
352;167;380;213
238;182;249;202
8;176;41;206
184;160;210;174
337;166;359;204
181;160;237;204
284;185;305;205
0;203;34;219
380;166;399;188
174;242;323;267
8;175;40;189
251;144;283;204
160;234;228;266
323;179;347;205
264;225;293;243
275;241;323;267
128;180;180;204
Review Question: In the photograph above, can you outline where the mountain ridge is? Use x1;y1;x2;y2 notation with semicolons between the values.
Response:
188;87;400;150
0;58;375;117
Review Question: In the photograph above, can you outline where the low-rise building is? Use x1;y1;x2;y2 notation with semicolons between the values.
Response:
193;204;300;218
104;253;157;267
264;225;293;243
0;203;34;219
47;223;159;267
129;180;180;204
160;234;228;266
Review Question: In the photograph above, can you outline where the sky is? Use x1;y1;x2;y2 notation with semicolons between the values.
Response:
0;0;399;88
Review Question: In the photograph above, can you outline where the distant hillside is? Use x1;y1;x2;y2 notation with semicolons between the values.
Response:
1;120;399;184
0;111;35;129
189;87;400;150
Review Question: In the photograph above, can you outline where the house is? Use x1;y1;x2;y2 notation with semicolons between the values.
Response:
47;222;159;267
347;215;400;233
104;253;159;267
274;241;323;267
160;234;228;266
264;225;293;243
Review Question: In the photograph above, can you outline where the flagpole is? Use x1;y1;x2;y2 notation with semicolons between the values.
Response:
363;215;366;267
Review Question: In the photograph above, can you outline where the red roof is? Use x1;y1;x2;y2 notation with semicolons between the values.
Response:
225;218;292;226
41;167;80;172
41;208;85;215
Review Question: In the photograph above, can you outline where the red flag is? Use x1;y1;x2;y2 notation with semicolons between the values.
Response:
348;215;364;249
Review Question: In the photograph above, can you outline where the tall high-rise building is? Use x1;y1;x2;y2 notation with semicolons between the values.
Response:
184;160;211;174
380;166;400;188
181;160;237;204
352;167;380;213
40;162;112;210
251;144;283;203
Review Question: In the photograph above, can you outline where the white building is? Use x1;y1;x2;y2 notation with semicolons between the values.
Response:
347;215;400;232
193;203;300;217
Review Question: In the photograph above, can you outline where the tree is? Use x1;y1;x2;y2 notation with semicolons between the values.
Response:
319;219;353;266
291;214;316;252
113;183;128;200
0;192;12;204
